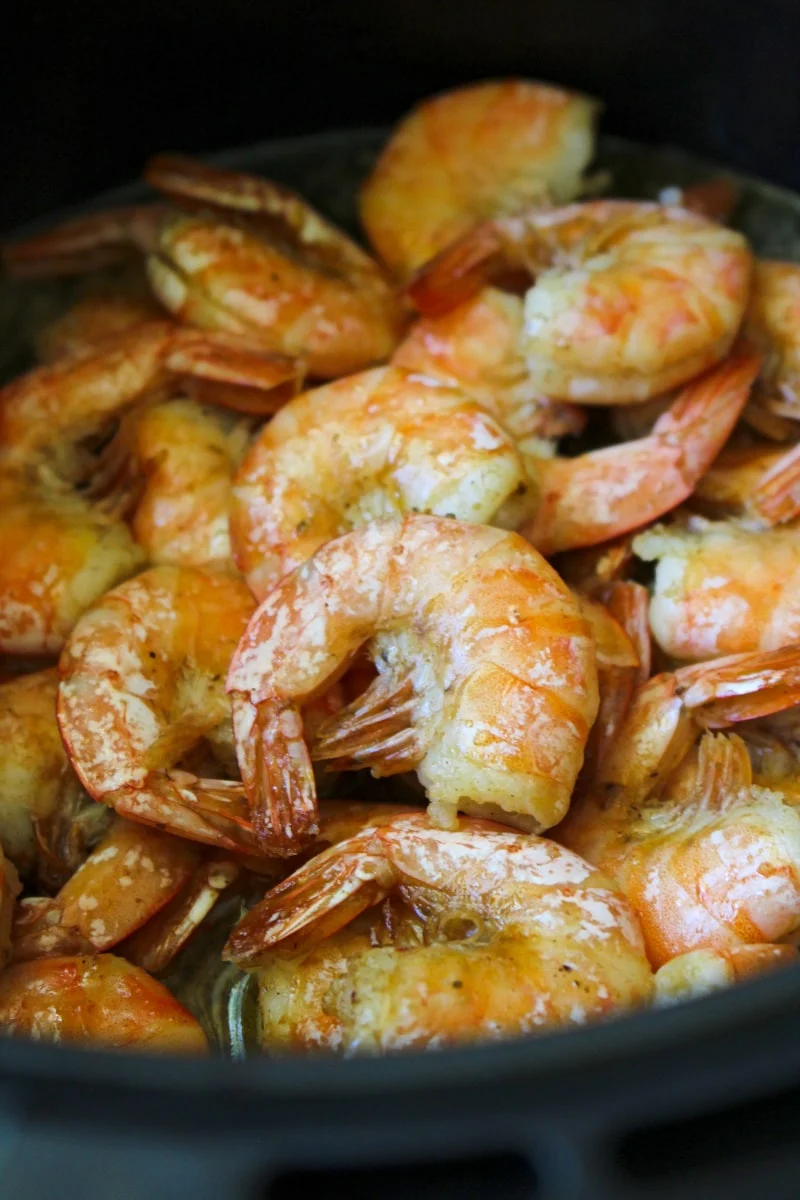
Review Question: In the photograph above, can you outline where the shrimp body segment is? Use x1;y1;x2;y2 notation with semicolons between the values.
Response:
360;79;599;279
0;954;207;1052
227;516;599;855
57;565;261;854
230;366;528;599
131;398;252;568
410;201;752;404
224;813;653;1052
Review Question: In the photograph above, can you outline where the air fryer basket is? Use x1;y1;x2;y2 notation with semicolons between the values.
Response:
4;3;800;1197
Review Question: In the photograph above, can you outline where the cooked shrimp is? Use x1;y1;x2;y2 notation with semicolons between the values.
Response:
0;851;21;971
559;730;800;966
223;811;652;1052
0;954;208;1052
0;320;299;477
520;351;758;555
743;261;800;434
227;515;599;855
230;366;528;599
391;287;586;448
654;943;798;1007
409;200;752;404
360;79;600;279
131;397;252;568
7;157;404;377
0;668;110;878
11;817;242;973
0;473;143;656
35;287;163;363
634;515;800;660
57;565;264;855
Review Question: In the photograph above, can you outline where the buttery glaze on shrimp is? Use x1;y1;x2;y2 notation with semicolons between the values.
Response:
34;286;163;364
230;366;528;598
227;516;599;855
0;954;207;1052
224;812;653;1052
409;200;752;404
654;943;798;1007
131;397;252;568
57;565;263;854
360;79;599;279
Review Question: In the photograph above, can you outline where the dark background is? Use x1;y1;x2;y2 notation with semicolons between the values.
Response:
4;0;800;233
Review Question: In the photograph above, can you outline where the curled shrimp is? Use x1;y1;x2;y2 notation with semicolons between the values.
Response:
0;954;207;1052
557;645;800;964
519;351;759;555
360;79;600;280
223;811;652;1052
57;564;264;855
0;472;143;656
227;515;599;855
0;668;110;879
130;397;252;569
391;287;586;448
6;157;404;378
229;366;528;599
408;200;752;404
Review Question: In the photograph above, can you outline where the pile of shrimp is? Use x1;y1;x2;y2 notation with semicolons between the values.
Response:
2;76;800;1058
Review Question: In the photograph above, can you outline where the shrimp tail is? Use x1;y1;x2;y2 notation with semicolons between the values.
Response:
124;858;240;974
223;835;396;968
2;205;169;279
672;732;753;815
676;643;800;725
311;671;424;775
581;582;651;783
245;701;319;858
522;350;760;555
109;772;262;856
163;330;303;413
405;222;510;317
749;442;800;527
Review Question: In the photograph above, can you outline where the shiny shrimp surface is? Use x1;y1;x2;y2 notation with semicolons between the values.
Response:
410;200;752;404
230;366;528;598
361;79;599;279
225;812;653;1053
227;516;599;855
